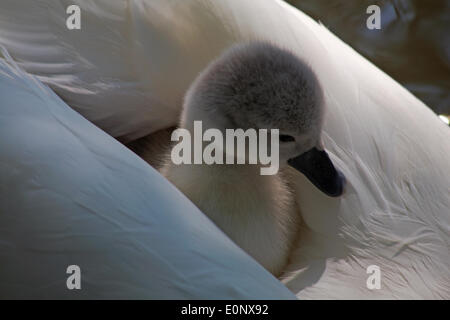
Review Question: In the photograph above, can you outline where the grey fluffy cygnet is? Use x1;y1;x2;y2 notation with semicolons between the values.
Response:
160;41;345;276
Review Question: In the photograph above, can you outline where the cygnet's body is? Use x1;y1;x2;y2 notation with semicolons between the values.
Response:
162;159;298;276
158;42;345;276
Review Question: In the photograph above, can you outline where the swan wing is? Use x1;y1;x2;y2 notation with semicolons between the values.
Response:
0;48;295;299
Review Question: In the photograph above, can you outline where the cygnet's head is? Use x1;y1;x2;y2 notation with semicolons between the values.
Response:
182;41;345;197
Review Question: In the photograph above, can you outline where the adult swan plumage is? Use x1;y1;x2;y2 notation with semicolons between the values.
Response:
0;0;449;299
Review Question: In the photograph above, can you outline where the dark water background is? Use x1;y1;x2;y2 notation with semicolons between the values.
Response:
288;0;450;116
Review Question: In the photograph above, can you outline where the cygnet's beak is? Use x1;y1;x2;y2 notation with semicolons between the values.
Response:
288;148;346;197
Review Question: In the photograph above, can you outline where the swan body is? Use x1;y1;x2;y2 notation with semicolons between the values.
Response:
0;0;449;299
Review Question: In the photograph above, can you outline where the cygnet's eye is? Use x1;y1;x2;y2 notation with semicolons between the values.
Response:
279;134;295;143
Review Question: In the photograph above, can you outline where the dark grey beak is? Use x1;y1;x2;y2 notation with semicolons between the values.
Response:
288;148;346;197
